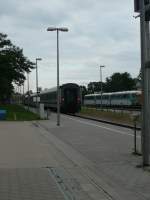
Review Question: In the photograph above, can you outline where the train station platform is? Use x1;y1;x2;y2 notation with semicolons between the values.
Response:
0;114;149;200
0;121;107;200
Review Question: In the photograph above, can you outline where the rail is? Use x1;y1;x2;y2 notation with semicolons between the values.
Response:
66;113;141;131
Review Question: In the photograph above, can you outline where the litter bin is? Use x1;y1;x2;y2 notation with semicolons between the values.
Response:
0;110;7;120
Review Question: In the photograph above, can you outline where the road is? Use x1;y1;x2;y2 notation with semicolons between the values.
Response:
38;113;150;200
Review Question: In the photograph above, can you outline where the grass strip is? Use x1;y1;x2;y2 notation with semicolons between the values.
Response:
80;107;141;126
0;104;40;121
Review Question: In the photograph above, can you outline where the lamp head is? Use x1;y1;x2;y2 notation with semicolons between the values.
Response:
47;27;68;32
47;27;57;31
36;58;42;61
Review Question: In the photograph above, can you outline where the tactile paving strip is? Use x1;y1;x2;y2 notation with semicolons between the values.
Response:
0;168;65;200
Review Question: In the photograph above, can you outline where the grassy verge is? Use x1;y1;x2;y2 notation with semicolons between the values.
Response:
0;104;40;121
79;107;141;126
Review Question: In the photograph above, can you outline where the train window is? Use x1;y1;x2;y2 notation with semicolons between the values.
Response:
126;94;130;99
89;96;94;100
85;96;91;100
86;96;93;100
103;95;106;100
96;95;101;100
111;95;114;99
123;94;127;98
132;94;136;98
43;94;46;100
115;95;118;99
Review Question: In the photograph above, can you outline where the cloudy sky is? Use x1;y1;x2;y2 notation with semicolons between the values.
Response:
0;0;140;92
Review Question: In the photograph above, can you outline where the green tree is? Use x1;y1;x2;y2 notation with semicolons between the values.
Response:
87;82;105;93
134;68;142;90
105;72;136;92
0;33;35;103
80;85;88;102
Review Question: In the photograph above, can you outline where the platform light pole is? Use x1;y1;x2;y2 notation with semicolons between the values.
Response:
100;65;105;109
134;0;150;166
22;82;25;105
23;82;24;96
27;72;30;110
47;27;68;126
35;58;42;111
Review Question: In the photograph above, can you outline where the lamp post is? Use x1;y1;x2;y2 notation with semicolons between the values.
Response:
22;82;24;105
35;58;42;111
100;65;105;109
27;72;30;110
47;27;68;126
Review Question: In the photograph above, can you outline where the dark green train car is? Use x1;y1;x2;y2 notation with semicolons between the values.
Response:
39;83;81;113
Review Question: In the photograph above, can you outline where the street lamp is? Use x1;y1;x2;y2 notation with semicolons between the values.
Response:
47;27;68;126
27;72;30;110
100;65;105;109
35;58;42;111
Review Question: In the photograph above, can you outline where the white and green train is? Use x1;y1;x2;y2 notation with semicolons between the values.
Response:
84;91;141;108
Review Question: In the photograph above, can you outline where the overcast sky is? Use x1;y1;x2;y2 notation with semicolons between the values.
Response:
0;0;140;92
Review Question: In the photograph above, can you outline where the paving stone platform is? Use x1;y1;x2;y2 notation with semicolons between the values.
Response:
0;168;65;200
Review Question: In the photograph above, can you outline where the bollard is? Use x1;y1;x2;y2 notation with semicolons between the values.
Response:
131;113;140;155
47;110;48;119
39;103;45;119
47;109;51;119
134;121;137;154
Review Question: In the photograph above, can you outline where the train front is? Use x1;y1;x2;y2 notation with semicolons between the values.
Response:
60;83;81;113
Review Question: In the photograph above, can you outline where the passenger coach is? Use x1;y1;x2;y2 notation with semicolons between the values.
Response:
24;83;81;113
84;91;141;108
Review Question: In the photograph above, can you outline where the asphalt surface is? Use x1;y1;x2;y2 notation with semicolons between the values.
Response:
39;113;150;200
0;112;149;200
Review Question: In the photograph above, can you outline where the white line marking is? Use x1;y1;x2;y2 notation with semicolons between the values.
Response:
63;115;141;138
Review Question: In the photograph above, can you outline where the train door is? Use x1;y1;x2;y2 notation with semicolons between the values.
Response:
64;88;78;113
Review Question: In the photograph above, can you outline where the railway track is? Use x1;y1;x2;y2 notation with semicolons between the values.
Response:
66;113;141;131
83;106;141;112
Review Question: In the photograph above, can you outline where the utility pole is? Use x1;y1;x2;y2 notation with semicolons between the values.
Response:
22;83;24;105
27;72;30;110
134;0;150;166
23;83;24;96
47;27;68;126
35;58;42;113
100;65;105;109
